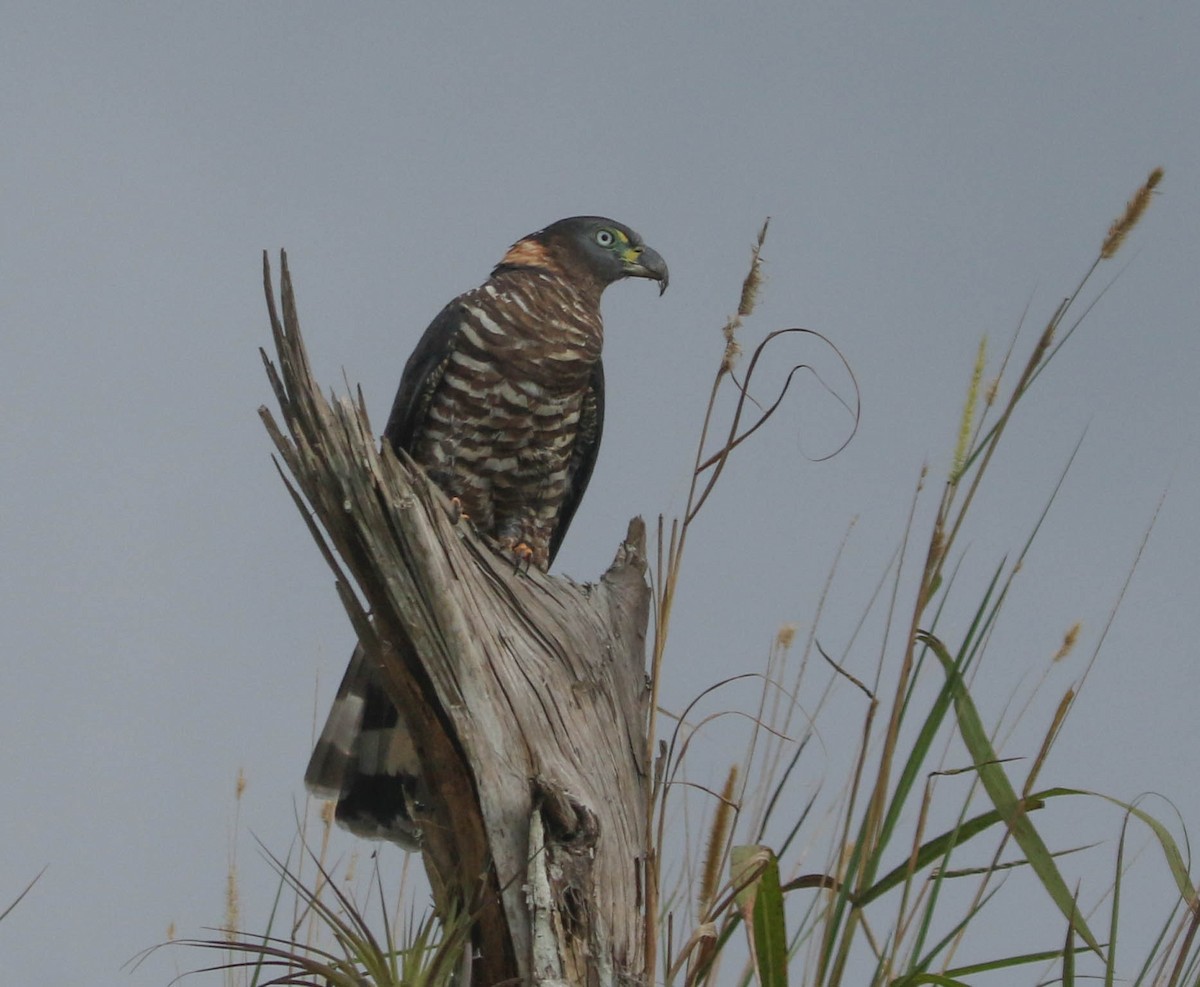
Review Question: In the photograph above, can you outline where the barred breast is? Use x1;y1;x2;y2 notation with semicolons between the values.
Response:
409;270;603;566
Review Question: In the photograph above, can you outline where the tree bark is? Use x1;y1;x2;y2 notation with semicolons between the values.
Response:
259;252;651;986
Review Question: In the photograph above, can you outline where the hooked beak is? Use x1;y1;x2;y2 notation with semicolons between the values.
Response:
622;244;669;295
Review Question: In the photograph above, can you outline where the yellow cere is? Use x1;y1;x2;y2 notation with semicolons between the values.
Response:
615;231;642;263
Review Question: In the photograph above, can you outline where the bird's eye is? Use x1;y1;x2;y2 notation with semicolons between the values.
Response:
595;229;615;247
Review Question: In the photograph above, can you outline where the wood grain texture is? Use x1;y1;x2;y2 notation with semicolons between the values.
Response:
259;252;651;986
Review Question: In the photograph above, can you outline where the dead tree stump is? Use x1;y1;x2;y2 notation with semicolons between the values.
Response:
259;252;652;986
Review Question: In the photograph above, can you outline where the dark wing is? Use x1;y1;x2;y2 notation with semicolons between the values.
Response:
546;359;604;566
383;301;462;455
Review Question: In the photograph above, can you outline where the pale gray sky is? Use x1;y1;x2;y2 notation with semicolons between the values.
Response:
2;5;1198;983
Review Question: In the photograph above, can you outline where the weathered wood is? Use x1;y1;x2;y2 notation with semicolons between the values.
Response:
259;252;652;986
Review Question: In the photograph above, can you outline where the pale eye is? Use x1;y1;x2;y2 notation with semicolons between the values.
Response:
595;229;615;247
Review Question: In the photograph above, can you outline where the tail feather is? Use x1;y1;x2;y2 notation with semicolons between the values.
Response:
306;643;424;851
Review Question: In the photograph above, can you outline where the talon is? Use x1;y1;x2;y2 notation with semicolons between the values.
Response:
511;542;534;572
449;496;469;524
498;535;535;571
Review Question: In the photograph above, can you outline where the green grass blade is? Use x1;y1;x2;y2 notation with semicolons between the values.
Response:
1079;792;1195;907
921;631;1101;952
731;846;789;987
859;797;1046;906
751;852;788;987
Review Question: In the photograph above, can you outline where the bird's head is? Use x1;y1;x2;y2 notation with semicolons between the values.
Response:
497;216;669;296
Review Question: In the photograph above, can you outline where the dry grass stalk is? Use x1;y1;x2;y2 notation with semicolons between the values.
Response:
697;764;740;921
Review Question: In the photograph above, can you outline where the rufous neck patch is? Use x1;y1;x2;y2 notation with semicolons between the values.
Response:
499;238;561;273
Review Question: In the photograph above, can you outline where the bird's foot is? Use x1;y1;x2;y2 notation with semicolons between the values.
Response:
448;496;470;524
510;541;535;572
497;534;536;572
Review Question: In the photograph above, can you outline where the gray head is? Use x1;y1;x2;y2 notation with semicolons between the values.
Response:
495;215;669;295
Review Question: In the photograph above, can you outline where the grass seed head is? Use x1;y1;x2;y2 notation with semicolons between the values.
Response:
1053;622;1082;662
1101;167;1164;259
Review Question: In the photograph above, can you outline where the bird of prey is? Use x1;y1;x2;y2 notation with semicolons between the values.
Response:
305;216;668;848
